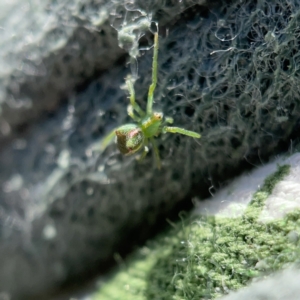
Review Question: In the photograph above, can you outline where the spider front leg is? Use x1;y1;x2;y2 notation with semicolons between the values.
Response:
162;126;201;138
146;32;159;115
127;105;141;122
126;78;145;118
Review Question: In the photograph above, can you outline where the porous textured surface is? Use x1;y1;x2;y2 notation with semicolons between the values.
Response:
1;0;300;299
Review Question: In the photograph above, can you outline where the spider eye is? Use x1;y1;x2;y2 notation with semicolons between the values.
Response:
153;112;163;120
115;124;144;155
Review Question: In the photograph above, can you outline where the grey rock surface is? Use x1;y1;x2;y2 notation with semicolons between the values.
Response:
0;0;205;146
0;0;300;299
0;0;122;145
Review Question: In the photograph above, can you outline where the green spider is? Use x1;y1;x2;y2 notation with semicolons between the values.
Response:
102;31;201;169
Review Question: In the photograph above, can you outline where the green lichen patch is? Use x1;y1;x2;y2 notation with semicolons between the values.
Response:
94;164;300;300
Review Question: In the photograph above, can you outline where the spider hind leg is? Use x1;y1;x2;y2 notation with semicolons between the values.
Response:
150;137;161;169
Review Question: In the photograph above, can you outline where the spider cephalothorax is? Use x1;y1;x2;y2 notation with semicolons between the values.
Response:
102;30;200;168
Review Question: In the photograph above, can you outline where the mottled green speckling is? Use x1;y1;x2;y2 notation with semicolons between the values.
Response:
94;164;300;300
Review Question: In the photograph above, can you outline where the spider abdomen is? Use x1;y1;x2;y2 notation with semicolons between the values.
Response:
115;124;144;155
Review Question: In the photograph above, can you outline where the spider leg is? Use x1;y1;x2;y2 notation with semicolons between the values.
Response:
146;32;159;115
165;116;174;124
137;144;149;162
162;126;201;138
126;78;145;117
135;138;148;161
150;137;161;169
127;105;141;122
90;128;116;152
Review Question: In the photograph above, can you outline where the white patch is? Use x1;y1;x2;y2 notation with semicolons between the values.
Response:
43;224;57;240
3;174;23;192
259;153;300;221
194;153;300;221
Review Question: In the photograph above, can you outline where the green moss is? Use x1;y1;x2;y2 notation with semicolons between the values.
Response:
94;164;300;299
